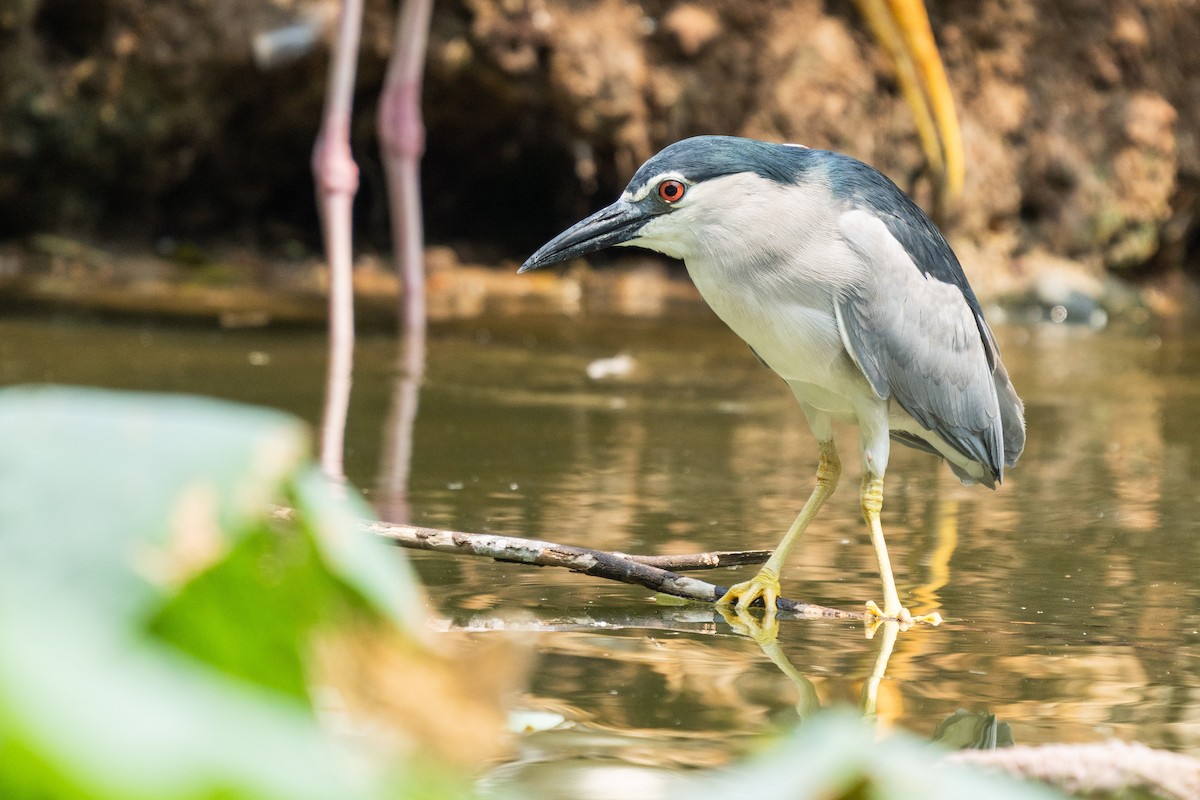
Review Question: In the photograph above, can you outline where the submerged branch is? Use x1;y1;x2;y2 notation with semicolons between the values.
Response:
275;507;864;620
610;549;773;570
361;518;861;620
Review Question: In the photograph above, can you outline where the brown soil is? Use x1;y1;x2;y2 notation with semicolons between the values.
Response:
2;0;1198;307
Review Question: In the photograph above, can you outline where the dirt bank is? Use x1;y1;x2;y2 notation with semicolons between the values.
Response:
2;0;1197;302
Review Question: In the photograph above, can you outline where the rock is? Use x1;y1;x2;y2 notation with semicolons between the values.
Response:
1018;250;1109;327
662;4;722;58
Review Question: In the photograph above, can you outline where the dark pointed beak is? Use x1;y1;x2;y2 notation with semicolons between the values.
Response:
518;199;651;273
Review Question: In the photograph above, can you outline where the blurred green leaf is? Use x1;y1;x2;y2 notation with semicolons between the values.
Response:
0;386;459;800
0;385;310;622
288;465;429;635
145;521;346;701
0;613;373;800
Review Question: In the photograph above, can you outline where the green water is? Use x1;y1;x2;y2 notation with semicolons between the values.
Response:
6;307;1200;791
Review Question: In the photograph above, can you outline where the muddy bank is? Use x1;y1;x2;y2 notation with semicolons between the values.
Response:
2;0;1198;300
0;237;713;326
3;235;1184;330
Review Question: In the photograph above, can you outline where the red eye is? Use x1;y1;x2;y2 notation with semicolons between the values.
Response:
657;179;686;203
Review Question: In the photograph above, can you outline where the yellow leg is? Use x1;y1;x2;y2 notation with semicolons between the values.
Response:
861;473;942;629
716;440;841;630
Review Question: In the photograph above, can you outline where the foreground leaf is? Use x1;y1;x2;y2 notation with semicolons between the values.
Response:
0;386;468;800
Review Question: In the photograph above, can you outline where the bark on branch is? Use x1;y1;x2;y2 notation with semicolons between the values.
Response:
272;506;864;620
343;515;859;623
360;518;862;620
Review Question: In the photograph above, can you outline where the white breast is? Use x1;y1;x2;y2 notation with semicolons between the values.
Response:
685;258;870;416
642;173;874;417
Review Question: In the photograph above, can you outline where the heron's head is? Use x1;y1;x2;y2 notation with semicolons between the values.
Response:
519;136;818;272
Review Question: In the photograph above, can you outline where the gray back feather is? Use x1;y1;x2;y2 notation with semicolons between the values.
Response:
836;209;1021;482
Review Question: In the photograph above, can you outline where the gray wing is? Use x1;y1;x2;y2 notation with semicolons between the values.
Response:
834;209;1007;481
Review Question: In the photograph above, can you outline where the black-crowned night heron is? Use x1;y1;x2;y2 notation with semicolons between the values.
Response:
519;135;1025;627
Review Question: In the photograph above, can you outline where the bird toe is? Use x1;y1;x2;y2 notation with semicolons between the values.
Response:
864;600;942;631
717;568;781;611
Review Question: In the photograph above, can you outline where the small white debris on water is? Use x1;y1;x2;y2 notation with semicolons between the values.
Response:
586;353;635;380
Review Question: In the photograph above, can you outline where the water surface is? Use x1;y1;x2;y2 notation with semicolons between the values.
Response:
5;306;1200;792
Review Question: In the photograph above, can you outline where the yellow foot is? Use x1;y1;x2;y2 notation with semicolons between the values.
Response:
864;600;943;634
716;569;781;634
716;568;781;612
